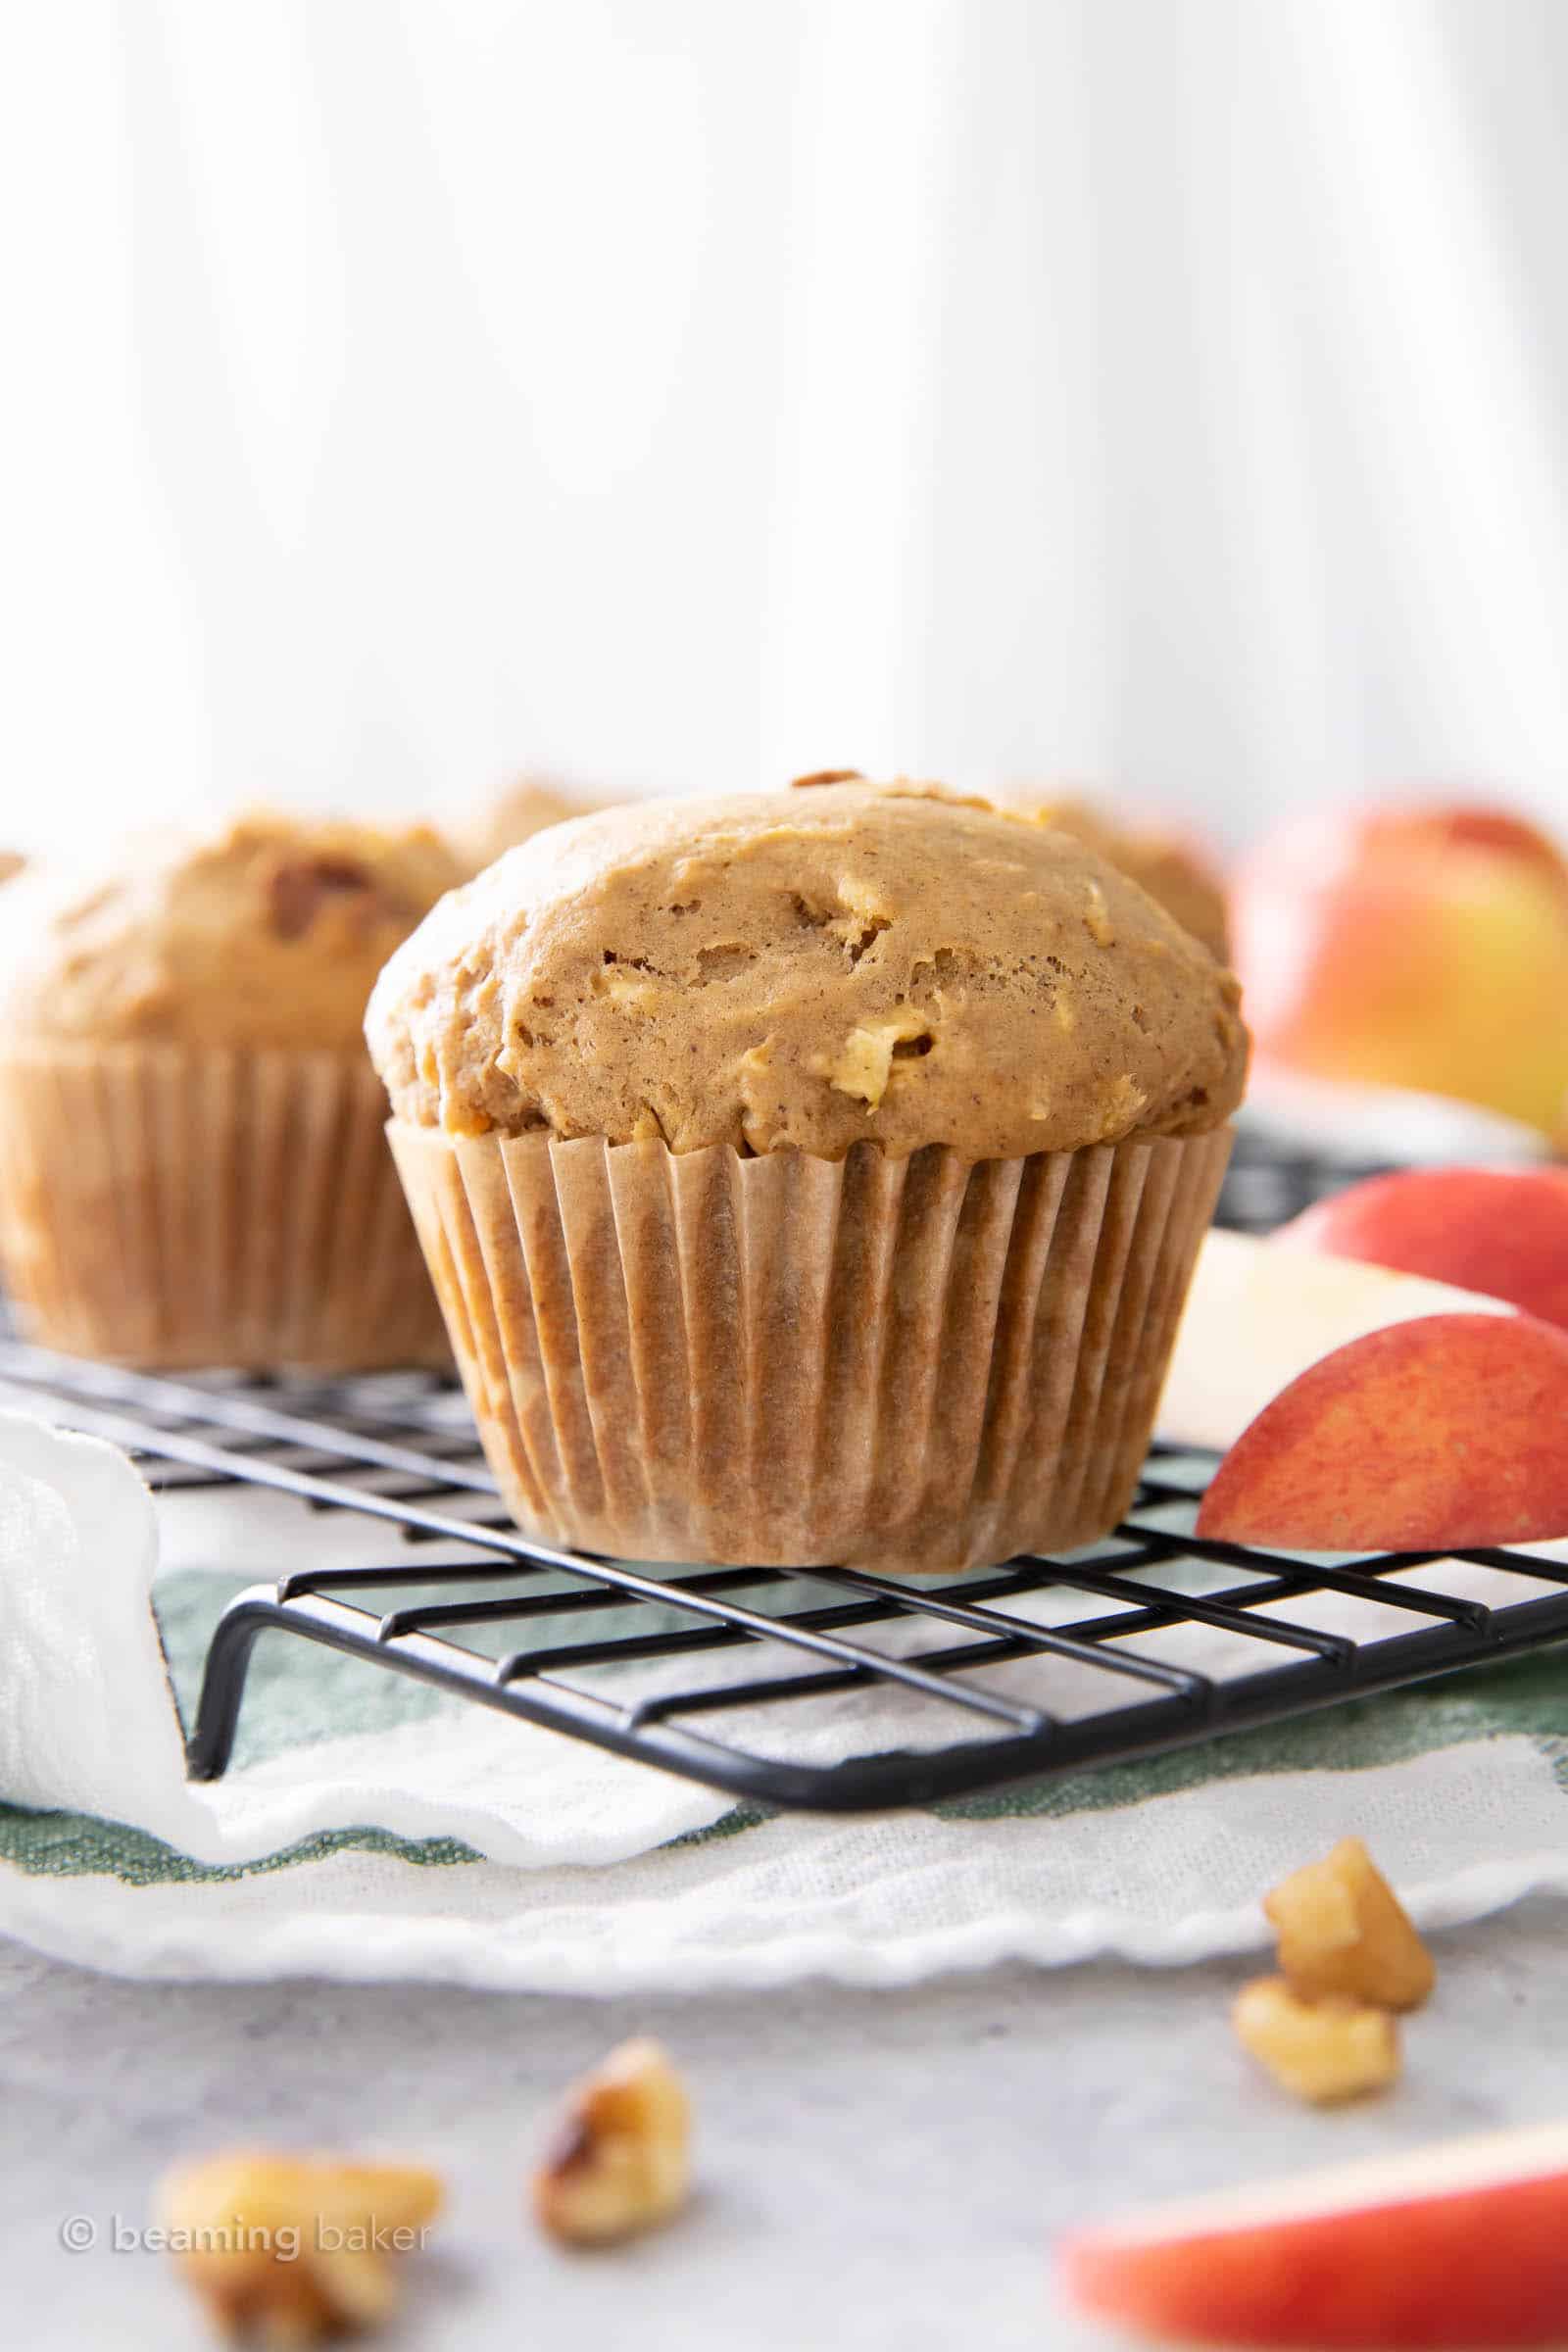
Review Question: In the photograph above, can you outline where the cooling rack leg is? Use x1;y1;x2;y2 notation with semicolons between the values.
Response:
184;1596;280;1782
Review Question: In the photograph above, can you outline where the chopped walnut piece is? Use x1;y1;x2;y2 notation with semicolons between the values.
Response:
533;2038;692;2248
1264;1837;1436;2012
157;2150;442;2344
1233;1976;1401;2104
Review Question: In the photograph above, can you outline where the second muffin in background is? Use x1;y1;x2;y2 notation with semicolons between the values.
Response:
368;783;1249;1571
0;812;466;1369
458;778;615;873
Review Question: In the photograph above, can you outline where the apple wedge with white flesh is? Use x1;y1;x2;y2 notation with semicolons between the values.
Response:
1059;2121;1568;2348
1155;1229;1511;1456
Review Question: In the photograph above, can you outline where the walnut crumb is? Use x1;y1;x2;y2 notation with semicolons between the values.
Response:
1265;1837;1435;2011
1233;1977;1400;2104
157;2150;442;2343
533;2039;692;2247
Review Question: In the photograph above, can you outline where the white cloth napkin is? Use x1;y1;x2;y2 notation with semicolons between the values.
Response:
0;1413;725;1872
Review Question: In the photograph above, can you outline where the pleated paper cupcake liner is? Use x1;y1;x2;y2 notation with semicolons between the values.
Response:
389;1120;1233;1572
0;1046;449;1370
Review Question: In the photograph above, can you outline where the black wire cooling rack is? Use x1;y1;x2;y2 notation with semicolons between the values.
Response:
2;1132;1565;1815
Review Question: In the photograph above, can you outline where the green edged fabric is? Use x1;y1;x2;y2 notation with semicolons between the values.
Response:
0;1562;1563;1887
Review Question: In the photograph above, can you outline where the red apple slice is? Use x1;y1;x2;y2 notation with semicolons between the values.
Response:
1059;2121;1568;2347
1194;1313;1568;1551
1158;1227;1511;1454
1279;1166;1568;1333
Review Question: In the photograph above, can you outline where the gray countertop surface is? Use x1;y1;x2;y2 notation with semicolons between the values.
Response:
4;1890;1563;2350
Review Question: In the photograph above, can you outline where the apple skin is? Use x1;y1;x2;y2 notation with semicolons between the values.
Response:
1231;805;1568;1144
1158;1227;1512;1455
1194;1312;1568;1551
1060;2146;1568;2347
1279;1167;1568;1333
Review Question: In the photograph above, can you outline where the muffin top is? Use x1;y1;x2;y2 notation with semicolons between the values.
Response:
461;779;613;872
1019;797;1229;961
368;783;1248;1159
3;812;465;1051
792;772;1229;958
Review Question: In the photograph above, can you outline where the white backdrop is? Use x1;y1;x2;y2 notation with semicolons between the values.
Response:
4;0;1568;856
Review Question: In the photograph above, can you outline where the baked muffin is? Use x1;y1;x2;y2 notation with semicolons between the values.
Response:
1025;798;1228;961
791;772;1230;959
461;779;614;872
368;783;1248;1571
0;812;465;1368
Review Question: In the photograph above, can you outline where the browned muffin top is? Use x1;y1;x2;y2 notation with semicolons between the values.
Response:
368;783;1248;1159
791;772;1229;958
2;812;465;1052
1018;796;1230;961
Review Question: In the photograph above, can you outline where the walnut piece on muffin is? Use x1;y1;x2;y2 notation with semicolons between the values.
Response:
368;781;1248;1160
